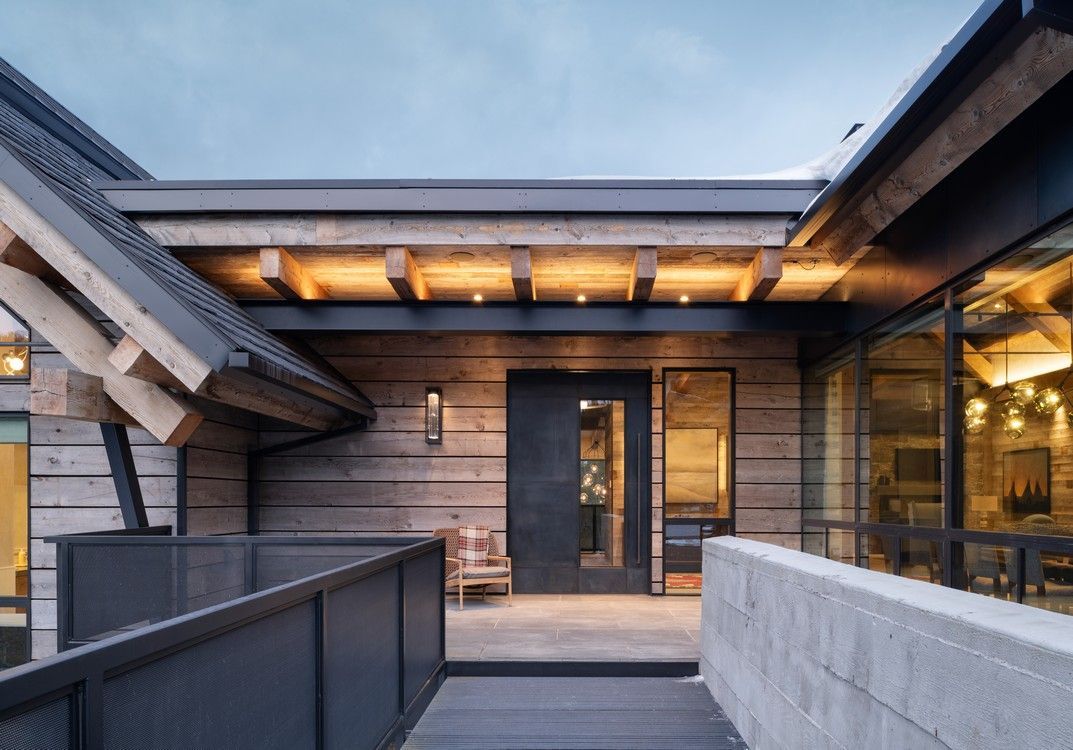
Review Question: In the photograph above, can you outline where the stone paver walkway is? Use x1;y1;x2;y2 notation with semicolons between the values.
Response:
445;594;701;661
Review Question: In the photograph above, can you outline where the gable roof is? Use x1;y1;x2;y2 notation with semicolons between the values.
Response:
0;55;372;420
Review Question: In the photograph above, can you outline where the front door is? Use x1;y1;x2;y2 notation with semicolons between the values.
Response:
506;371;650;593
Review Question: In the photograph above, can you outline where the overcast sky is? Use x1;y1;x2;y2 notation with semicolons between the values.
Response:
2;0;980;179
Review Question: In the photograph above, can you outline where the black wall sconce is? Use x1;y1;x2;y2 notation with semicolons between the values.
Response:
425;387;443;444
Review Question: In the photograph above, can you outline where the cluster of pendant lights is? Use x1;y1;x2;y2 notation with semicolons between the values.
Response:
964;380;1068;439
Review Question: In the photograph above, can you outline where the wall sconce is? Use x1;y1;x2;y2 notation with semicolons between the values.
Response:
0;346;28;376
425;387;443;444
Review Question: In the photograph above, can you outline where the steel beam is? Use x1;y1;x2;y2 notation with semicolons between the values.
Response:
100;423;148;529
240;301;848;335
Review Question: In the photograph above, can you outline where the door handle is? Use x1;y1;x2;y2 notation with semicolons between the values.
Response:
636;435;642;565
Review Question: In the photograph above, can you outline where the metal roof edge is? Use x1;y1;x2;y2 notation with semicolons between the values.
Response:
786;0;1032;246
0;56;152;181
0;140;234;369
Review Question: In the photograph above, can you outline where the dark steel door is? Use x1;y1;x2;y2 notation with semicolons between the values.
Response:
507;371;650;593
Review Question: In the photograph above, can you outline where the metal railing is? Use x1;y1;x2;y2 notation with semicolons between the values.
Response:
0;535;445;750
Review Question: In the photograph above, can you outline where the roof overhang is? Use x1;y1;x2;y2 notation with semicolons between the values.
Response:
787;0;1073;260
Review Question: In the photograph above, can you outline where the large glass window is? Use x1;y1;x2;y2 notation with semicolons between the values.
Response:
862;302;945;527
0;306;29;378
958;229;1073;539
803;352;855;523
0;416;28;669
663;370;732;594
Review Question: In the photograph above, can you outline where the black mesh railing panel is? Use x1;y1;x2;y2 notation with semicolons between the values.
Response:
69;543;245;642
254;545;393;590
324;568;401;750
403;551;444;707
0;695;71;750
101;601;317;750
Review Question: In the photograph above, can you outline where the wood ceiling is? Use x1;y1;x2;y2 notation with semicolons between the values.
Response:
172;244;848;303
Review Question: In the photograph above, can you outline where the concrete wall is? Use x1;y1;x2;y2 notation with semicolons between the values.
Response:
701;537;1073;750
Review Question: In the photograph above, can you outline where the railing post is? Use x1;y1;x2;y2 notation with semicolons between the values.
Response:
315;588;326;750
56;540;70;652
398;558;406;720
81;673;104;750
244;542;256;595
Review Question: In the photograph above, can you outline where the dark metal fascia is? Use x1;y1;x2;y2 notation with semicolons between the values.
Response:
0;141;235;370
239;301;848;335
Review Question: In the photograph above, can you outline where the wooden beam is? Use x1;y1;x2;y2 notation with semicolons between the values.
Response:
385;246;431;301
111;335;346;431
0;223;63;284
510;246;536;301
137;214;792;249
1006;286;1071;354
0;182;216;392
259;247;328;300
816;27;1073;264
30;368;136;425
730;248;783;301
108;335;186;390
627;246;657;302
0;263;202;446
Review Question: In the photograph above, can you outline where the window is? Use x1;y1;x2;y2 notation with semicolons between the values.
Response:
0;416;28;669
0;306;29;378
663;370;733;594
803;352;855;523
957;232;1073;539
862;302;945;527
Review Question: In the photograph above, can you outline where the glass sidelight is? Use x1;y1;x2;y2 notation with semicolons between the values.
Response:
579;399;626;567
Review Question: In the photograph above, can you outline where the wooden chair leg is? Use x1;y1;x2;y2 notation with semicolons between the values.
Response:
507;576;512;606
458;578;464;611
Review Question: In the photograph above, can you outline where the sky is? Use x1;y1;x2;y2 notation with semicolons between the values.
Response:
0;0;981;180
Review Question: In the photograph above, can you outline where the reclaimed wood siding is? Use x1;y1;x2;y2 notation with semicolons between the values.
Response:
258;334;803;594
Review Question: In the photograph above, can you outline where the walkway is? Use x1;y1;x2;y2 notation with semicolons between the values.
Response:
445;594;701;662
403;676;745;749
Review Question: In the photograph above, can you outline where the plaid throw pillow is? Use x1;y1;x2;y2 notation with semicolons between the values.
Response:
458;525;489;568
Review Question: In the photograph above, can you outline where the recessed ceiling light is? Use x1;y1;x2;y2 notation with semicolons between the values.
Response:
679;295;690;303
691;251;718;263
577;294;587;303
473;293;483;302
449;251;476;263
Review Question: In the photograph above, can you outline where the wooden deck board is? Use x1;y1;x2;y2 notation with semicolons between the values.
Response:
403;676;746;749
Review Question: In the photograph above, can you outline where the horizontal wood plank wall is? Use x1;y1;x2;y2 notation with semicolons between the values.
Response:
184;399;256;536
8;336;254;660
258;334;803;594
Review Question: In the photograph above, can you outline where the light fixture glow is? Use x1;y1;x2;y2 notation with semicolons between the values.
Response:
964;397;989;419
1;348;26;376
679;295;690;303
1034;387;1063;415
424;387;443;444
1012;381;1038;406
576;294;587;303
472;293;483;302
1002;399;1026;418
964;414;987;434
1004;413;1026;439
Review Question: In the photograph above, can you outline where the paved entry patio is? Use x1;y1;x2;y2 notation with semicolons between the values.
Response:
445;594;701;662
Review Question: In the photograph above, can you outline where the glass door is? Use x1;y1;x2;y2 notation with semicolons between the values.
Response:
579;399;626;569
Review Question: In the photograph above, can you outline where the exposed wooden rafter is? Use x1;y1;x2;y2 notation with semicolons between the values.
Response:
110;335;350;431
510;246;536;301
30;367;136;425
0;190;215;392
730;248;783;302
0;263;202;445
259;247;328;300
814;27;1073;265
627;246;657;302
385;246;431;301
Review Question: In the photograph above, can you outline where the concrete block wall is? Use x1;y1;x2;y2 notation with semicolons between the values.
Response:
701;537;1073;750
